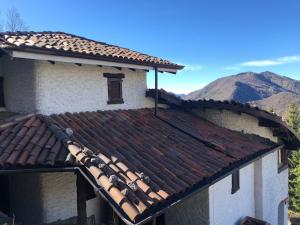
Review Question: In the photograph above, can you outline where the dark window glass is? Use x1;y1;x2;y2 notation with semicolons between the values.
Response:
232;170;240;194
278;148;288;172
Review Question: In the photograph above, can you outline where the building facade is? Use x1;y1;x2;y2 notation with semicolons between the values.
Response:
0;32;297;225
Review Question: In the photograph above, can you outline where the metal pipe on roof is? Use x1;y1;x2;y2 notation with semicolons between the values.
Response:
154;67;158;116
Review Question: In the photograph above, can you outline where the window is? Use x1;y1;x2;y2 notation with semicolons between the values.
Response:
278;148;288;172
104;73;124;104
232;170;240;194
0;77;5;107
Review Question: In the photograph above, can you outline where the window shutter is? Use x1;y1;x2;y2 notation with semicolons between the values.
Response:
232;170;240;194
104;74;124;104
109;80;121;100
0;77;5;107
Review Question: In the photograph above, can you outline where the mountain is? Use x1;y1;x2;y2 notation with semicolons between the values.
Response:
183;71;300;116
183;71;300;102
250;92;300;116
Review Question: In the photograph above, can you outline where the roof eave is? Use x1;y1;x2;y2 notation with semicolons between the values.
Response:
146;89;300;149
2;46;184;72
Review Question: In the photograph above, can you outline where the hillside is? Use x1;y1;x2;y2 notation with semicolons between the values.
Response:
183;71;300;103
250;92;300;116
183;71;300;116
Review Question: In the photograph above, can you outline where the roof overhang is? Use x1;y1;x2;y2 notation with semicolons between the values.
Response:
5;49;181;73
146;89;300;149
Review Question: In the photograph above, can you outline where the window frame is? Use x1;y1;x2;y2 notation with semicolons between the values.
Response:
103;73;124;105
278;148;288;173
231;170;240;194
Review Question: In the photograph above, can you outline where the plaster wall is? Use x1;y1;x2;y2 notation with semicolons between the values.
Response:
209;163;255;225
39;172;78;223
87;196;104;225
34;61;154;114
260;151;288;225
193;108;278;142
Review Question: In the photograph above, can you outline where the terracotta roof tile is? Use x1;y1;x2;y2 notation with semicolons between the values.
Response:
0;108;277;222
0;31;183;70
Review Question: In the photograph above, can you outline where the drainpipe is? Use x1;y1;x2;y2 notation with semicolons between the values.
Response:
154;67;158;116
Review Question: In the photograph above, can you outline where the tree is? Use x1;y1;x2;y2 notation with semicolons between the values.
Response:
285;103;300;211
5;7;28;32
284;103;300;133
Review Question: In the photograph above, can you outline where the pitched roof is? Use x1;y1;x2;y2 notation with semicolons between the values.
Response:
0;108;277;223
0;31;183;70
146;88;300;149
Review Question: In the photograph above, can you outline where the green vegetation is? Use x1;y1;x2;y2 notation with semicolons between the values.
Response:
285;103;300;211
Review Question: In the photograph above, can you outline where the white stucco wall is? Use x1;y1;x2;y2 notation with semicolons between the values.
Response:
0;58;154;114
209;163;255;225
165;188;209;225
1;56;36;113
208;149;288;225
193;109;278;142
193;108;288;224
34;60;154;114
87;196;104;225
39;172;78;223
260;151;288;225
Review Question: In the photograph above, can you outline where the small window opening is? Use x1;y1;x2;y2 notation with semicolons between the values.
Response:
104;73;124;104
278;148;288;172
232;170;240;194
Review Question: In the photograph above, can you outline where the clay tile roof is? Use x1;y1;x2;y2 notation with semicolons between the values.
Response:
0;31;183;70
146;88;300;150
0;108;277;223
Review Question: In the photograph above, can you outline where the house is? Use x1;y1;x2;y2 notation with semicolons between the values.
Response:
0;31;298;225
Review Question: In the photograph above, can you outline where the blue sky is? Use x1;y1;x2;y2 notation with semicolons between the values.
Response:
1;0;300;94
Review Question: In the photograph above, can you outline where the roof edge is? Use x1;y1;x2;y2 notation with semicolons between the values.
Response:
135;144;282;225
0;31;184;71
146;88;300;149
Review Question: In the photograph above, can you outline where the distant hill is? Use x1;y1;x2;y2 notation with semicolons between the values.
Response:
250;92;300;116
183;71;300;116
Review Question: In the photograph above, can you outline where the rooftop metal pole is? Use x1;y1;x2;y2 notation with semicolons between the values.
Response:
154;67;158;116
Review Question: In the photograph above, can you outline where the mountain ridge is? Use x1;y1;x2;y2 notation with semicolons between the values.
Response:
183;71;300;116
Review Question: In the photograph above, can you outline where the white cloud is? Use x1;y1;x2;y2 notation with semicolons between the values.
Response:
179;64;204;72
240;55;300;67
